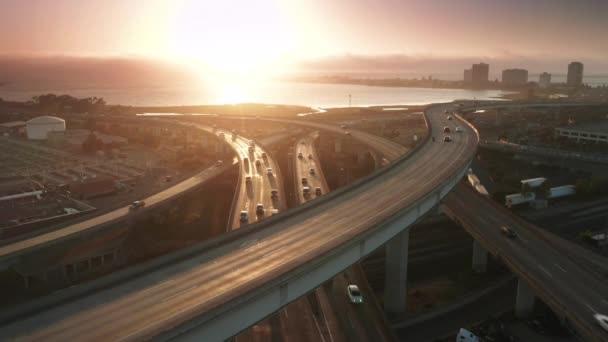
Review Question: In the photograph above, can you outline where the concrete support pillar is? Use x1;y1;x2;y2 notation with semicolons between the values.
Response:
472;240;488;273
515;279;535;318
334;139;342;153
384;229;410;313
357;150;366;165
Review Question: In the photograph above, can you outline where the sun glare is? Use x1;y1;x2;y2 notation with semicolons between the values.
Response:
168;0;293;78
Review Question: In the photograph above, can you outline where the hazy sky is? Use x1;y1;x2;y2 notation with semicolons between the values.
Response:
1;0;607;73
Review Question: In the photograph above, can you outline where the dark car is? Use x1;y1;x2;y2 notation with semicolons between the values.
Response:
501;226;517;238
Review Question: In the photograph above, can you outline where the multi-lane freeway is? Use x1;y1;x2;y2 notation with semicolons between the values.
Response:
0;104;477;340
208;128;286;230
443;183;608;341
294;131;328;203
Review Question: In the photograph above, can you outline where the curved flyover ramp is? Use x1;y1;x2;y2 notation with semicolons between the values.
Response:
0;104;477;341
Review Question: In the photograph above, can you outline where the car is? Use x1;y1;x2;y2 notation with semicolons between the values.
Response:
500;226;517;238
340;124;348;129
270;189;278;198
444;136;452;142
256;203;264;215
303;186;311;196
249;141;255;147
240;211;248;222
347;284;363;304
267;168;273;175
455;126;463;132
245;176;252;183
443;126;451;133
164;176;172;182
315;187;322;196
261;152;267;159
297;152;303;158
308;153;313;159
270;209;279;216
443;109;449;114
129;200;145;210
248;146;254;153
344;131;352;136
447;115;453;120
219;132;224;137
594;313;608;332
255;160;261;166
309;168;315;175
216;160;223;166
243;157;249;164
301;177;308;185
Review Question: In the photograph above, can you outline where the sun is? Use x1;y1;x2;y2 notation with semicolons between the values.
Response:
167;0;294;78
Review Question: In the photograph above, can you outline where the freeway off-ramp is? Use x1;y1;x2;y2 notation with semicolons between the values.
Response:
0;104;477;340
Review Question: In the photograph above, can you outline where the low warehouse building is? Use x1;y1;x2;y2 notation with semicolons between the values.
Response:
26;115;66;140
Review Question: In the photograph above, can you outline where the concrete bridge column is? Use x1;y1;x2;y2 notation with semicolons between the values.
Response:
515;279;535;318
384;229;410;313
334;139;342;153
472;240;488;273
357;150;367;165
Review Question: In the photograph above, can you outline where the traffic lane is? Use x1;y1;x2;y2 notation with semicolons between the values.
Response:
331;273;372;342
0;106;476;340
447;186;608;340
295;136;325;202
225;134;283;229
463;189;608;307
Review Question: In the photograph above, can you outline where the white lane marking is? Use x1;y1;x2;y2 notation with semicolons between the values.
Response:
310;213;329;224
538;265;553;278
263;246;286;258
585;303;597;313
160;286;197;303
334;217;347;225
554;263;567;273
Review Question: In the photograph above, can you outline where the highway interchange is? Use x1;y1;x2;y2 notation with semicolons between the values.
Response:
0;101;606;341
0;104;478;340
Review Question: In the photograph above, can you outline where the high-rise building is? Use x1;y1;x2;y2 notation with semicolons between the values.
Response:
502;69;528;86
567;62;583;87
471;63;489;86
463;69;472;83
539;72;551;89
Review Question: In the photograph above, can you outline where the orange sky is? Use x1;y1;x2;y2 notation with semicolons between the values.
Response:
1;0;607;74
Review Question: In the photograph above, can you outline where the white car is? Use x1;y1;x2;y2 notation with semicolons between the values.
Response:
347;285;363;304
129;200;145;210
594;314;608;332
267;168;273;175
447;115;453;120
455;126;463;132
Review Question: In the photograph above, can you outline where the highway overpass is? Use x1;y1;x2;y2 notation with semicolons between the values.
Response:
442;183;608;342
0;104;477;341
